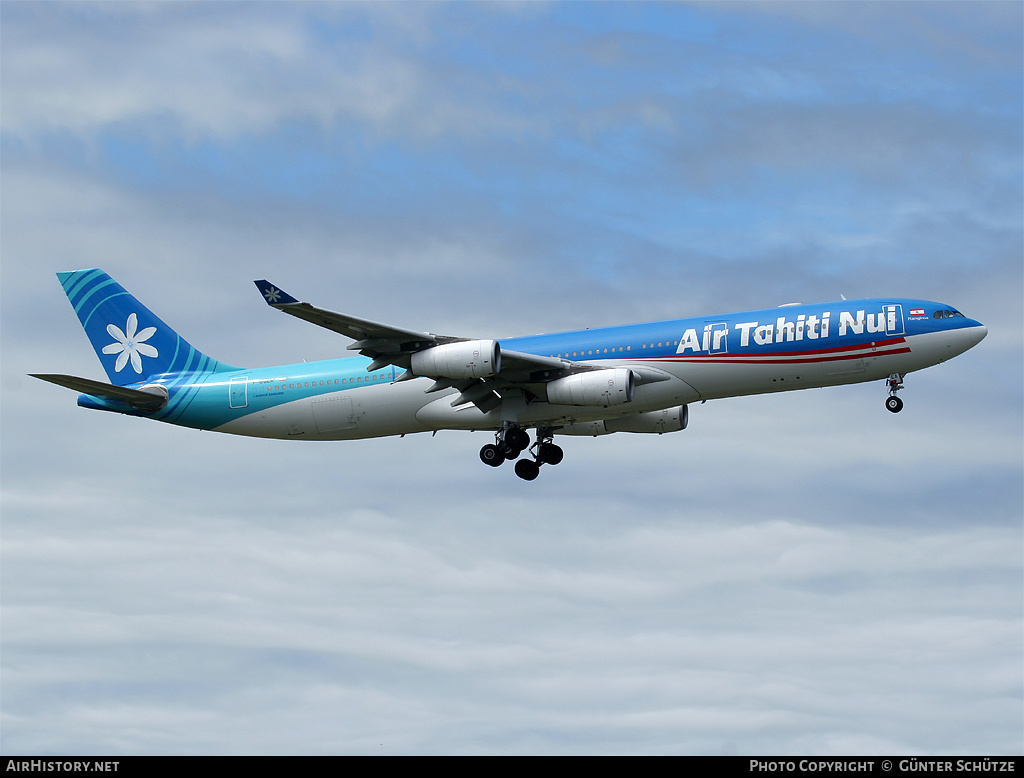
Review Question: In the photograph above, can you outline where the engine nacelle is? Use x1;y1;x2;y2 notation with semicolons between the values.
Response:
558;405;689;436
410;340;500;380
558;420;613;436
605;404;688;434
545;368;634;407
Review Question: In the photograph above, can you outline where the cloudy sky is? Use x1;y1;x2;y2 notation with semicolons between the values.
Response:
2;1;1021;755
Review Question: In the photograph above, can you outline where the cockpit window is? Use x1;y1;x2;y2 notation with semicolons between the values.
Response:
933;309;966;319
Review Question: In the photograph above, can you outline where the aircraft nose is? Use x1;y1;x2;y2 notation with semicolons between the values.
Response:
956;323;987;352
941;323;987;360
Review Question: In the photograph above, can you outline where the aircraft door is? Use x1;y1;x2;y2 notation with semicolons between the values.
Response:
883;304;905;336
703;322;729;354
229;377;248;409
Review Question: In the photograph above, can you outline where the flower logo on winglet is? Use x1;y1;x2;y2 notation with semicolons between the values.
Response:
102;313;158;374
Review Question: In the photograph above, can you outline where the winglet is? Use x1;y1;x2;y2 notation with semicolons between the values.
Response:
254;280;299;306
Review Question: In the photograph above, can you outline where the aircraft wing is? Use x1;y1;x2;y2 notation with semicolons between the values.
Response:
254;280;455;353
254;280;617;414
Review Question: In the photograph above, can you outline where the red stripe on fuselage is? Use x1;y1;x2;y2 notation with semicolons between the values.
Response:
647;337;910;365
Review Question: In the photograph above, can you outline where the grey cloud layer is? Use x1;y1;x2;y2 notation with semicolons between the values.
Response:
2;1;1020;755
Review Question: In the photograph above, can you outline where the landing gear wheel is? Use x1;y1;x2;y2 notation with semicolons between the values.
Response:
480;444;506;466
501;441;524;460
505;427;530;451
514;459;540;481
537;442;563;465
885;373;905;414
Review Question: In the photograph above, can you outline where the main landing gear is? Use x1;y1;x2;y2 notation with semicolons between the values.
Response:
479;425;563;481
885;373;905;413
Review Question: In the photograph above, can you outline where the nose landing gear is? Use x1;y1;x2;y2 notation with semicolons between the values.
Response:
885;373;905;413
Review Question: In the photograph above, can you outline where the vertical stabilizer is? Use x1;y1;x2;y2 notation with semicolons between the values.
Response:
57;269;239;385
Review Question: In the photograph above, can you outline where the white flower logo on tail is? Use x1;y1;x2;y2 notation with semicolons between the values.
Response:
103;313;158;374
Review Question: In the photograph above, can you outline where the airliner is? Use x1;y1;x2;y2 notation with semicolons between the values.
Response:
32;269;987;480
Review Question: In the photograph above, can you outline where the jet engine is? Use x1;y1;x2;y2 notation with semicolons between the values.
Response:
560;405;688;436
410;340;501;380
605;404;688;434
545;368;634;407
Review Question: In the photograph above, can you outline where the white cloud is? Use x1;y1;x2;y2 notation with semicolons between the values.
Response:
2;1;1020;755
0;3;546;144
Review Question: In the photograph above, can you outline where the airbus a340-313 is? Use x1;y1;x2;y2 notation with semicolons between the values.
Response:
33;270;986;480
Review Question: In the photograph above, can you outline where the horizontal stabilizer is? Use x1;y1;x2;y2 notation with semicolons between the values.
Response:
30;374;168;410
